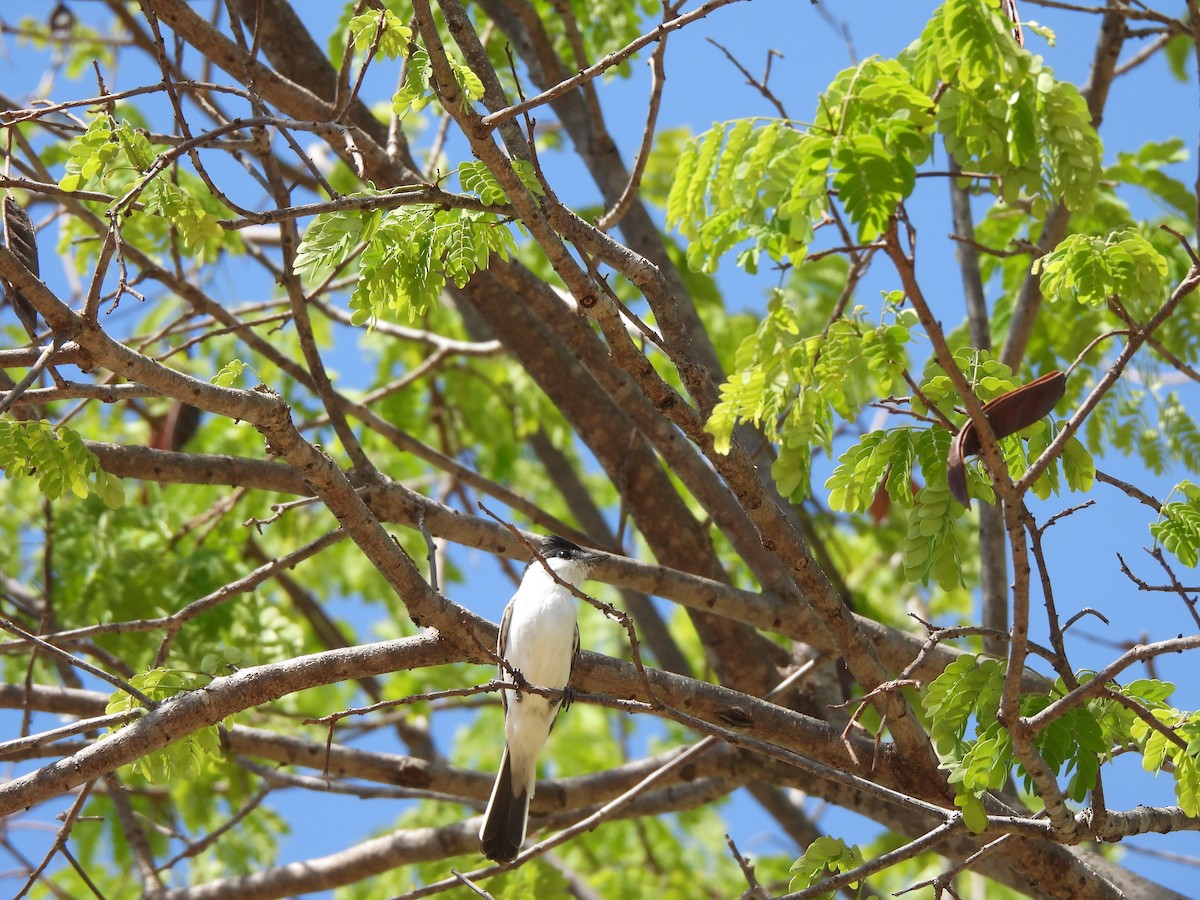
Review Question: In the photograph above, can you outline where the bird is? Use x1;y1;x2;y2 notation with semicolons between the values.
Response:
479;534;605;865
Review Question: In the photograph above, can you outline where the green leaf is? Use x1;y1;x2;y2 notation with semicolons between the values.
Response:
923;655;1006;755
918;0;1101;212
788;836;863;894
106;668;226;783
827;429;918;514
958;792;989;834
1105;139;1194;217
1123;679;1175;706
1151;484;1200;568
349;206;515;324
902;483;966;588
0;420;123;506
1036;228;1168;310
59;115;117;193
1164;32;1192;82
1178;755;1200;817
459;161;508;206
294;198;384;284
144;180;225;250
955;720;1012;795
1061;435;1095;493
832;132;915;242
668;55;936;273
348;9;411;59
458;159;542;206
393;47;434;118
212;358;246;388
1040;79;1102;212
448;56;485;108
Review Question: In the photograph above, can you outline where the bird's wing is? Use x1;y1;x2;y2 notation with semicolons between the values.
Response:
568;623;580;686
497;597;515;712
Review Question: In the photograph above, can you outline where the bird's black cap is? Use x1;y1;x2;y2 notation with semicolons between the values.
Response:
528;535;606;566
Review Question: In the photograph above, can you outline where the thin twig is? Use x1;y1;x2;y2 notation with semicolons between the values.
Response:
705;39;788;119
0;616;156;707
1096;470;1162;511
480;0;749;129
1148;546;1200;630
596;5;673;232
0;335;63;415
0;709;145;760
13;780;97;899
725;833;769;900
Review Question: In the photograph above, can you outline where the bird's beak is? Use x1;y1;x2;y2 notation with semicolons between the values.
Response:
580;550;607;566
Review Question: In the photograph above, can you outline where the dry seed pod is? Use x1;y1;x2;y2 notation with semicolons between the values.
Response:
947;370;1066;507
2;196;41;335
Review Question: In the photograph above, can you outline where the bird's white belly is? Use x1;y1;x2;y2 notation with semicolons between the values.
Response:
504;588;577;689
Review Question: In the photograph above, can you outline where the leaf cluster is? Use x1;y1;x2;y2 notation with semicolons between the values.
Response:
55;115;240;265
1150;480;1200;568
105;668;228;783
704;280;914;495
823;350;1093;587
666;0;1101;275
0;419;124;507
295;200;517;324
788;835;864;896
913;0;1100;214
1036;227;1169;312
922;656;1200;832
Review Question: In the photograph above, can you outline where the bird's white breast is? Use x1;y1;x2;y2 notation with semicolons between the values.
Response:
504;569;577;689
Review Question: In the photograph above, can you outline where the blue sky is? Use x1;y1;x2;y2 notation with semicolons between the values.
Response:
3;0;1200;896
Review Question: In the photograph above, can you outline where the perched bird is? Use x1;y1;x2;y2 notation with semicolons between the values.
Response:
479;535;605;865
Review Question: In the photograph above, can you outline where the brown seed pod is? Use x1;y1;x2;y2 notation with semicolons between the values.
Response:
947;370;1067;507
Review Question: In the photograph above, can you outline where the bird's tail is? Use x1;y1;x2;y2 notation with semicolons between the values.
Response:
479;745;529;864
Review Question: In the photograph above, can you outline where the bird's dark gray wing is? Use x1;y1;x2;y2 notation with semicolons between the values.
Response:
497;597;515;712
551;623;581;724
569;624;580;686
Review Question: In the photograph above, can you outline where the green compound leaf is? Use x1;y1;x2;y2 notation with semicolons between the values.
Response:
105;668;228;783
1124;701;1200;814
706;286;913;509
448;56;485;109
902;469;968;589
1036;228;1169;310
295;199;517;327
59;116;118;193
1061;435;1096;493
832;132;916;242
350;206;516;325
393;48;434;118
923;655;1010;831
827;428;917;514
144;180;225;251
0;420;124;507
211;358;247;388
1151;482;1200;568
667;56;932;274
458;159;544;206
922;654;1006;755
347;9;411;59
293;200;383;284
917;0;1101;213
1106;139;1194;217
788;835;864;895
